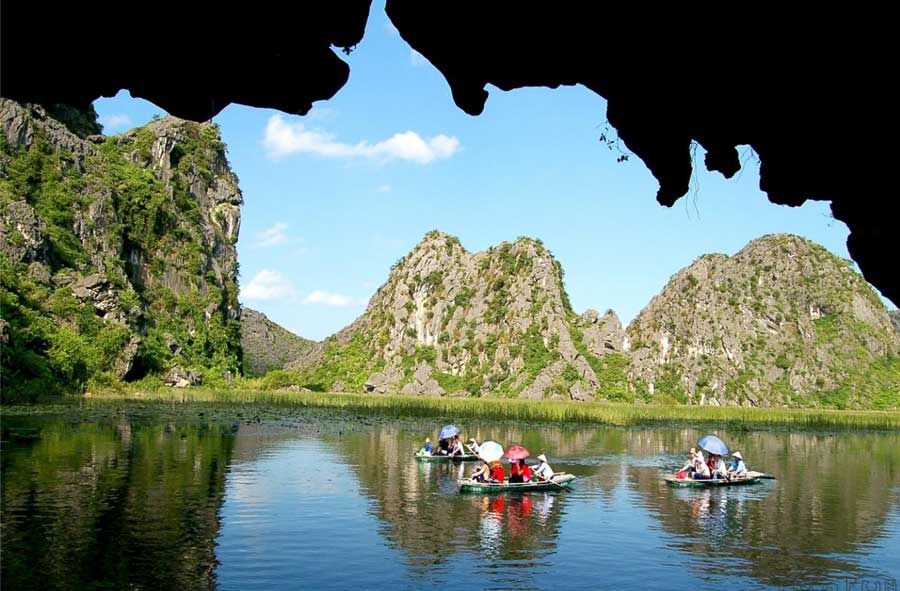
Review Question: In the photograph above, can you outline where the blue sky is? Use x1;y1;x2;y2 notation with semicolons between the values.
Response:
92;4;877;341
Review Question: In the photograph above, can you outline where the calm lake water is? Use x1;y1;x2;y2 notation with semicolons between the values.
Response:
2;402;899;591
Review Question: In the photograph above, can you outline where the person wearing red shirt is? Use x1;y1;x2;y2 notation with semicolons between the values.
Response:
490;461;505;483
519;460;532;482
509;459;531;483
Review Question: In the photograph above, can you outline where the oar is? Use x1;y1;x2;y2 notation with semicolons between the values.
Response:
541;472;572;490
747;470;777;480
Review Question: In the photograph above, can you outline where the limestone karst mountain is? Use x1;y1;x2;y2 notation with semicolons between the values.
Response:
627;234;900;408
240;308;314;376
1;98;243;399
288;231;628;401
289;232;900;409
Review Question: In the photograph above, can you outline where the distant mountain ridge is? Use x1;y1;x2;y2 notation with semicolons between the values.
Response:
288;231;900;409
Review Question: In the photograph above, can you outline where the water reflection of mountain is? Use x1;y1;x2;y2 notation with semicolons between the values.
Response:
1;417;234;591
627;431;900;588
326;427;578;573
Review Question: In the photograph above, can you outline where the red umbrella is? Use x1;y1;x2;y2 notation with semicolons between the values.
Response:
505;445;530;461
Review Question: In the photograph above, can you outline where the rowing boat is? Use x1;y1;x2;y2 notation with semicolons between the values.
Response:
415;453;479;463
458;473;577;493
664;474;762;488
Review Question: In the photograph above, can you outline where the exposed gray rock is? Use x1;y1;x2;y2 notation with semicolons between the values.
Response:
890;310;900;339
292;231;613;401
0;98;244;396
112;336;142;380
161;366;202;388
569;381;594;402
577;308;627;355
240;308;314;376
627;234;900;407
0;200;46;264
397;362;446;396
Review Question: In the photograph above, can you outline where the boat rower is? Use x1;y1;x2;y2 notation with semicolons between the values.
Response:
533;454;555;481
728;451;748;478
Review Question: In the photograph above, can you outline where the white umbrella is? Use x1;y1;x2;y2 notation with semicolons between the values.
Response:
479;440;504;463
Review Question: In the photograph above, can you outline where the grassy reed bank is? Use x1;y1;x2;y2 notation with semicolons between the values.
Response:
89;388;900;431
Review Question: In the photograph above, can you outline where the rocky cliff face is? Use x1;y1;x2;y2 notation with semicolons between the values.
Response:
289;231;627;400
890;310;900;339
627;235;900;408
0;98;242;400
240;308;314;376
289;231;899;409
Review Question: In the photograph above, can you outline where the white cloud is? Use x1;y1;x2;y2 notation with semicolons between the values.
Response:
99;113;132;132
256;223;288;247
263;115;461;164
377;184;392;193
410;49;428;67
301;290;356;308
241;270;297;301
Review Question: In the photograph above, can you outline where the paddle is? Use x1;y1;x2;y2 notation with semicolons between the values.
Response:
539;472;571;490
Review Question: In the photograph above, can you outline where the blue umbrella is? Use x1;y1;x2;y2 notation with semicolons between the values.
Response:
698;435;729;456
439;424;460;440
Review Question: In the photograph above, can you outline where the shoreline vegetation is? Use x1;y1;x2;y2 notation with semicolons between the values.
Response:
72;387;900;431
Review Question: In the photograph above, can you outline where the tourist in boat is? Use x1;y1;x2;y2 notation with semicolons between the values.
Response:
489;460;505;483
693;448;705;472
692;456;711;479
728;451;748;477
509;459;522;483
420;437;433;456
434;438;450;456
471;460;490;482
451;435;466;457
711;454;728;479
520;459;532;482
508;459;531;483
680;447;699;476
533;454;555;481
467;437;481;455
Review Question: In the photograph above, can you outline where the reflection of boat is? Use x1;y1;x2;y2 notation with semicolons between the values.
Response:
664;475;762;488
414;453;479;462
459;474;577;493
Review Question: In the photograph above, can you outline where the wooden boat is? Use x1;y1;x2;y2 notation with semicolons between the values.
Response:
458;473;577;493
414;453;479;463
664;471;766;488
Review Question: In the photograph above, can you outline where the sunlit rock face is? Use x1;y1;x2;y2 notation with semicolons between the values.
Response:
292;232;899;408
240;308;314;377
627;234;900;408
289;231;626;401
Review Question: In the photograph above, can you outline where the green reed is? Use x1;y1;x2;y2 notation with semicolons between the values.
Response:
90;388;900;431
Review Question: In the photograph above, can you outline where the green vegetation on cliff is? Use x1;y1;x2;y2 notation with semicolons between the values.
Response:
627;234;900;409
286;231;899;410
0;100;242;401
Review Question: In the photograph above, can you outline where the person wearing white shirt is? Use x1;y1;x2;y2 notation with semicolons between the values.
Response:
533;454;555;481
692;457;711;479
467;438;480;456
